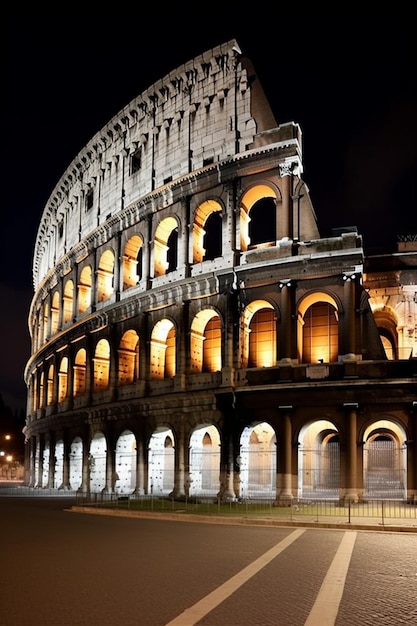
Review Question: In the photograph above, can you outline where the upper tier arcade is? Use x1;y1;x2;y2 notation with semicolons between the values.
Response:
32;39;310;290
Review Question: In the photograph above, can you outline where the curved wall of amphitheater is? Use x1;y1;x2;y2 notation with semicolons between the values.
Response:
24;40;417;503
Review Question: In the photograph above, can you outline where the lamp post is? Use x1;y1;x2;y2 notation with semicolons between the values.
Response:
0;434;14;480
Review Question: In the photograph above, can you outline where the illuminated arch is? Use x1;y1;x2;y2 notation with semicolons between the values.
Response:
93;339;110;390
123;235;143;289
78;265;92;314
190;309;222;373
363;420;407;499
73;348;87;396
192;200;222;263
97;249;115;302
42;301;48;344
115;430;137;494
189;425;221;496
46;363;54;405
39;371;45;408
89;431;107;493
150;319;176;379
241;300;276;368
148;426;175;495
63;279;74;324
51;291;59;335
298;420;340;499
298;292;339;364
69;437;83;490
58;356;68;403
118;330;139;385
154;217;178;277
240;184;278;251
239;422;277;498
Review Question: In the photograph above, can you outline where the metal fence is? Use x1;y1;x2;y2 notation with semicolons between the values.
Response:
73;493;417;528
1;483;416;528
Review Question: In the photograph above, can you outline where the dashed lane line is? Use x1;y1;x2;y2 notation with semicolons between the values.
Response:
304;531;357;626
164;528;306;626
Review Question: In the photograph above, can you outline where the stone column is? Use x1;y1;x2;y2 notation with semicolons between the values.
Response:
342;272;357;358
173;420;186;498
104;438;116;495
279;281;294;361
344;403;359;502
223;434;237;501
279;164;292;239
61;437;71;490
277;407;294;503
135;436;145;495
81;444;90;494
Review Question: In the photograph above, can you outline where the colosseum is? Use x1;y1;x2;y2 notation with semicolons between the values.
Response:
24;39;417;503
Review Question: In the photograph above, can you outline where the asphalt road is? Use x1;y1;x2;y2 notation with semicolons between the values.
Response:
0;493;416;625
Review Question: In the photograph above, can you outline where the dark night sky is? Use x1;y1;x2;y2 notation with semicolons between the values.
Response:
2;15;416;412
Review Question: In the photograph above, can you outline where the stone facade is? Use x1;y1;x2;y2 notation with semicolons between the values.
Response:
24;40;417;503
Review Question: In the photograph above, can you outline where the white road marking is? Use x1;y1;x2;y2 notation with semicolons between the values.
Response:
164;528;306;626
304;531;357;626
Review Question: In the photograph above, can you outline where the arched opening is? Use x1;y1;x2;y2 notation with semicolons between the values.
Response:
115;430;137;494
78;265;92;314
39;371;45;408
298;293;339;363
58;356;68;403
69;437;83;490
240;185;278;251
298;421;340;500
51;291;59;335
239;422;277;499
190;310;222;373
248;197;276;248
123;235;143;289
63;279;74;324
154;217;178;277
89;432;107;493
73;348;87;396
93;339;110;390
189;425;221;497
118;330;139;385
148;427;175;495
46;364;54;405
193;200;223;263
97;249;115;302
150;319;176;379
241;300;276;368
363;421;406;499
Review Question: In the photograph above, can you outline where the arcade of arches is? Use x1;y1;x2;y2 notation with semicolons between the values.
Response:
31;417;409;502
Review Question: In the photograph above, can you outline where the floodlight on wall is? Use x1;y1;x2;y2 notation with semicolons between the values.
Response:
279;279;292;289
343;272;356;281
